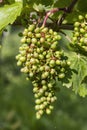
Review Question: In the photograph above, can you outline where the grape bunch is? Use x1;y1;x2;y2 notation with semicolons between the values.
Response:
72;14;87;53
16;24;70;119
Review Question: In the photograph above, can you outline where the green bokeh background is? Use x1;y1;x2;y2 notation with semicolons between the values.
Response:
0;26;87;130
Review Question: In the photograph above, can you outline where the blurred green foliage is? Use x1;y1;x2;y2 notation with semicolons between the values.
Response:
0;26;87;130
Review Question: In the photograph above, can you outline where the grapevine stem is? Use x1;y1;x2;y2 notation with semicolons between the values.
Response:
42;0;78;27
58;0;78;25
42;8;66;27
42;8;59;27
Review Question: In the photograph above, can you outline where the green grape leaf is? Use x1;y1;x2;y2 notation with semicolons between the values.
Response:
6;0;15;4
33;3;52;12
77;0;87;12
0;2;22;31
33;3;46;12
66;52;87;97
78;85;87;97
53;0;72;7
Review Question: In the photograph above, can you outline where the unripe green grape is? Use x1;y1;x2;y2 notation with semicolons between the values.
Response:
41;96;46;101
35;99;41;104
45;34;50;39
35;105;40;110
34;27;40;33
33;82;38;87
46;38;51;42
44;66;49;71
42;85;47;90
20;50;26;56
74;32;79;37
33;87;38;92
28;24;35;32
35;33;41;38
84;34;87;38
43;51;46;56
74;27;78;31
36;59;39;64
36;113;41;119
32;65;37;70
27;54;31;58
55;35;61;40
49;60;55;67
74;22;80;27
16;24;71;119
46;54;51;58
85;26;87;31
56;59;61;65
45;92;49;96
85;14;87;19
39;110;44;115
39;66;44;71
39;54;44;60
40;37;45;43
49;29;53;34
50;69;55;75
80;38;84;43
21;37;26;43
67;61;71;66
20;57;26;62
83;46;87;51
80;28;85;33
41;27;48;33
34;94;39;98
41;80;46;85
78;42;82;46
58;73;65;79
43;101;48;106
53;32;58;35
46;108;51;114
48;93;52;97
61;68;65;72
30;58;36;64
40;46;44;52
51;96;57;102
47;97;51;102
28;32;33;37
21;67;28;73
32;38;37;44
39;88;44;94
84;38;87;44
17;61;22;66
36;48;41;53
78;15;84;20
48;83;53;88
15;54;21;60
19;46;24;50
49;105;54;110
61;60;66;66
81;23;85;28
23;28;28;33
72;37;77;43
51;42;57;49
29;72;34;77
39;104;45;109
23;30;28;36
33;52;38;58
41;72;49;79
